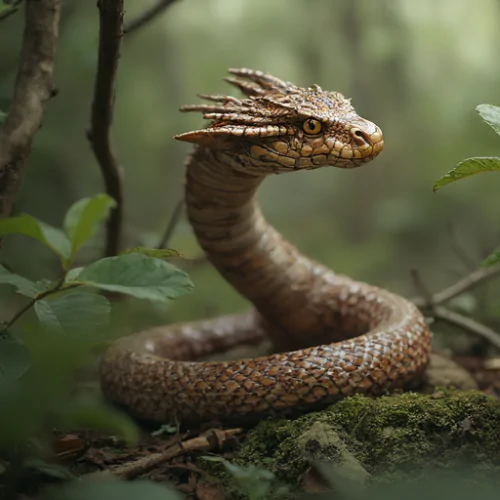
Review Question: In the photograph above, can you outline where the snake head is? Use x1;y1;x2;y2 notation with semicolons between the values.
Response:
175;68;384;174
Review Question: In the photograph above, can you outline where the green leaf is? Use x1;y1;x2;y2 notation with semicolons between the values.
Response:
119;247;182;259
151;423;177;437
0;111;7;125
63;194;116;263
0;265;44;298
74;254;193;303
477;103;500;136
0;339;30;382
66;267;84;281
34;292;110;336
433;157;500;191
60;400;138;444
0;214;71;261
481;250;500;268
41;479;183;500
202;457;275;500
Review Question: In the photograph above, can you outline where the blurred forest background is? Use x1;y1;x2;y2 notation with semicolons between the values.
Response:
1;0;500;339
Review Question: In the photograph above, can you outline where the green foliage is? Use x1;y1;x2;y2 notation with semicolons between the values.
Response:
34;291;111;336
202;456;284;500
58;399;138;444
433;104;500;191
477;103;500;136
0;193;193;492
72;253;193;302
0;264;43;297
63;194;116;266
434;103;500;269
41;478;183;500
0;214;71;261
433;157;500;191
0;338;30;382
481;250;500;267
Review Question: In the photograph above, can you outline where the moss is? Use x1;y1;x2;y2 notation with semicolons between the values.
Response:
196;390;500;498
234;390;500;485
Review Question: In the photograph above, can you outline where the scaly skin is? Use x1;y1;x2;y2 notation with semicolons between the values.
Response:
100;69;432;424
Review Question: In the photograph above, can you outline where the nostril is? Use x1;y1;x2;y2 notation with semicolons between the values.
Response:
351;128;371;147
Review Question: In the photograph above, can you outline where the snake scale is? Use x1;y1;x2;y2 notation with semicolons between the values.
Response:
100;69;432;424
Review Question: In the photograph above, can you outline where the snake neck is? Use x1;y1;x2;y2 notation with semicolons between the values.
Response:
185;146;337;345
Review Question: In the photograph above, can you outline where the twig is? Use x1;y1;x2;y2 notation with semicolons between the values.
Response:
446;222;477;271
0;4;20;22
0;0;62;218
410;269;433;303
411;264;500;350
124;0;180;36
158;199;184;249
88;428;242;480
2;281;80;331
88;0;124;257
432;306;500;350
413;266;500;309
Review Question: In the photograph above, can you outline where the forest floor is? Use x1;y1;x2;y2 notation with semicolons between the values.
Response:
6;351;500;500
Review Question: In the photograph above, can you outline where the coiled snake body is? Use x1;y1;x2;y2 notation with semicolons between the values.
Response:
100;69;432;424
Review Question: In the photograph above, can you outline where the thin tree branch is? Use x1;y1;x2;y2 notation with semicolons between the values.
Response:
87;0;124;257
446;222;476;271
158;199;184;249
413;266;500;309
0;0;62;218
0;4;20;22
433;306;500;351
124;0;180;36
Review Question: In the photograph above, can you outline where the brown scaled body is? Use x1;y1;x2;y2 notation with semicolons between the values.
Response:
100;69;431;424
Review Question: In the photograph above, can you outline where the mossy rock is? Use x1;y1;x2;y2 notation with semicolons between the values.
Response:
201;390;500;498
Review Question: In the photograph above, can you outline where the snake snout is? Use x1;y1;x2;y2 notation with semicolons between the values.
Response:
350;121;384;160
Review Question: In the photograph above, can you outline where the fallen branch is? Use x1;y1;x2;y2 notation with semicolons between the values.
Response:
412;266;500;349
124;0;180;36
413;266;500;309
432;306;500;351
87;0;124;257
0;0;62;218
89;428;242;480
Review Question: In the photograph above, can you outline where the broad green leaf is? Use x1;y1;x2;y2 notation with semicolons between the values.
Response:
0;214;71;261
63;194;116;262
34;292;110;336
60;400;138;444
74;254;193;303
0;264;43;298
119;246;182;259
477;103;500;136
41;479;183;500
433;157;500;191
0;339;30;382
0;110;7;125
481;250;500;267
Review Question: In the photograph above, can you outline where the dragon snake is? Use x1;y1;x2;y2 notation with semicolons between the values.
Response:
100;69;432;424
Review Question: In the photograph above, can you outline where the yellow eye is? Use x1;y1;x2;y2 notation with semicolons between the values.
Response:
302;119;322;135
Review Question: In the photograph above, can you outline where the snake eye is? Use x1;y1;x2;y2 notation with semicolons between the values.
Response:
302;119;323;135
